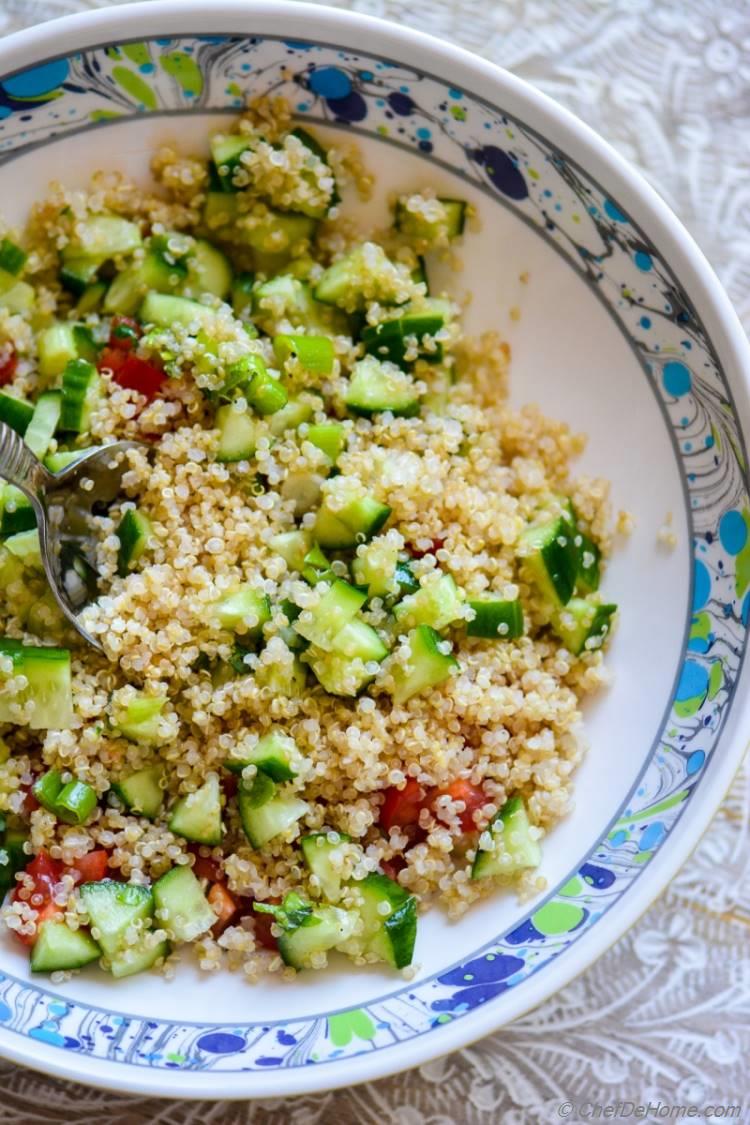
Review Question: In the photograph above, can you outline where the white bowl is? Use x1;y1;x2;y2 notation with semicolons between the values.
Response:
0;0;748;1100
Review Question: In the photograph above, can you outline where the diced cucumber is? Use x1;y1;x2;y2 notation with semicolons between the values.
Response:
204;191;239;230
38;323;79;379
0;237;27;277
305;422;345;465
44;448;97;473
139;291;217;330
169;775;223;846
112;764;164;818
23;392;61;460
231;270;255;318
59;358;101;433
0;485;36;535
0;827;28;898
330;619;389;661
394;572;465;632
314;493;392;550
153;865;216;942
519;517;579;607
238;781;308;848
301;543;334;585
391;625;458;704
576;532;601;594
241;210;317;256
212;586;271;635
273;334;334;376
0;273;34;313
293;580;367;651
395;196;467;242
267;399;316;439
76;281;108;314
210;133;252;189
0;640;73;729
351;872;417;968
255;649;307;696
224;730;300;782
116;508;153;578
271;529;311;573
313;244;407;310
554;597;617;655
60;257;100;297
361;307;445;369
345;355;420;417
352;536;400;598
109;934;170;979
300;831;352;901
79;879;153;956
215;404;259;462
30;919;101;973
112;691;166;746
290;126;339;217
179;239;232;300
278;904;357;969
471;795;541;880
64;215;142;261
467;598;524;639
306;647;374;697
0;393;33;435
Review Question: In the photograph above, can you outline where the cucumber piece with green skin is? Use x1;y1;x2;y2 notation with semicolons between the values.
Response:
38;323;79;379
0;393;33;435
278;905;357;969
212;586;271;635
575;532;601;594
112;691;166;745
352;536;400;598
391;625;458;704
394;573;465;632
79;879;154;957
204;191;239;231
273;333;335;376
361;310;444;369
112;764;164;818
60;257;100;297
395;197;467;241
238;780;308;848
76;281;108;315
30;919;101;973
0;271;34;313
139;291;218;330
23;392;61;460
302;543;335;586
314;493;392;551
305;423;346;465
270;529;311;572
230;270;255;318
520;516;579;608
104;250;187;315
351;872;417;968
0;238;27;277
64;215;142;261
215;404;259;462
330;618;389;661
268;398;315;437
153;865;216;942
293;580;367;652
0;485;36;535
224;731;300;782
554;597;617;655
179;239;232;300
306;647;375;697
210;134;252;189
345;356;420;418
467;599;524;639
59;358;101;433
471;796;541;880
109;934;170;979
240;211;317;256
0;827;29;898
313;245;408;310
168;775;223;846
300;831;352;901
290;126;340;217
0;640;73;729
44;447;98;473
116;509;153;577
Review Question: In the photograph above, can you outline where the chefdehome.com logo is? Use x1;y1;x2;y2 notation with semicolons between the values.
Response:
556;1103;743;1121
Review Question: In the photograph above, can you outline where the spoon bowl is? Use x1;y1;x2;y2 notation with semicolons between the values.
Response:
0;421;145;650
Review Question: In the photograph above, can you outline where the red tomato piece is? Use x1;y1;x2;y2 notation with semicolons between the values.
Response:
429;779;488;832
207;882;237;936
20;783;39;817
190;849;223;884
13;901;63;947
380;855;407;882
11;852;65;946
380;778;426;832
0;346;17;387
251;909;278;952
407;537;446;560
67;849;109;884
111;355;166;402
109;315;142;351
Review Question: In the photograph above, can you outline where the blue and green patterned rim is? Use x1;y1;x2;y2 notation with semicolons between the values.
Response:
0;32;747;1074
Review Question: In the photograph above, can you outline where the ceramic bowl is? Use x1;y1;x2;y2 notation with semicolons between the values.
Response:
0;0;748;1100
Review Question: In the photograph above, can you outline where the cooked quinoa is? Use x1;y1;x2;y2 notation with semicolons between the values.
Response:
0;101;616;982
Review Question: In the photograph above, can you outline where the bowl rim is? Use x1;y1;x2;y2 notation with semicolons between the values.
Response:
0;0;748;1100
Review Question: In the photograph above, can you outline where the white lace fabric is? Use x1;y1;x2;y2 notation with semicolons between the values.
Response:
0;0;748;1119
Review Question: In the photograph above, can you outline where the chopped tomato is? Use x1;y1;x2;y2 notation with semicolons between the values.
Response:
0;346;17;387
20;782;39;817
221;774;239;800
108;315;142;351
251;908;278;952
380;778;426;832
11;851;64;945
207;882;237;936
407;537;446;560
380;855;407;882
13;901;62;946
67;849;109;884
428;779;488;832
190;848;223;884
109;354;166;402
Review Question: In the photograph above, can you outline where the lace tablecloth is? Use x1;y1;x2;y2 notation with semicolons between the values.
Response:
0;0;748;1120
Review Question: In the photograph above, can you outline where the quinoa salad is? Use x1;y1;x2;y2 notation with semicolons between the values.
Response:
0;100;617;983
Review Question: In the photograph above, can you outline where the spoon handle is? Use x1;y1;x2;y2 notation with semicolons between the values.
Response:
0;420;52;500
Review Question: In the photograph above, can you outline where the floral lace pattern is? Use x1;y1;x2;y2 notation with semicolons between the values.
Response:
0;0;748;1119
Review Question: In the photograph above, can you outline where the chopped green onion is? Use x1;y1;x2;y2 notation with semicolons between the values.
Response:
273;334;335;376
54;780;98;825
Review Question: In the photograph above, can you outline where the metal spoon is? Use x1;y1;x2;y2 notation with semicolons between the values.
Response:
0;420;146;652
